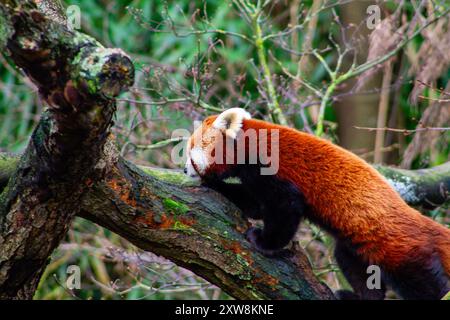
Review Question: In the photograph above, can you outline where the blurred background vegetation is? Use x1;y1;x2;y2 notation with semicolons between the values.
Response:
0;0;448;299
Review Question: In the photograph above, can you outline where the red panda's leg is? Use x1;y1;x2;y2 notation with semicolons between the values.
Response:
245;193;304;256
245;215;301;256
202;176;264;220
384;252;450;300
334;241;386;300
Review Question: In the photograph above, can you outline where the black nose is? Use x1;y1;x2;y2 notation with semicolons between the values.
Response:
183;168;187;174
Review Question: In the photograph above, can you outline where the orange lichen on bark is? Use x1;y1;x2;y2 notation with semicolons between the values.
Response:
253;270;280;289
107;177;137;207
106;173;196;230
222;240;254;266
135;212;195;230
178;216;196;227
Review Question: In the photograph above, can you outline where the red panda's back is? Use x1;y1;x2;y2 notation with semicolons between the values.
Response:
242;119;431;266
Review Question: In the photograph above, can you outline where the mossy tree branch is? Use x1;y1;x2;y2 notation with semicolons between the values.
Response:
77;157;449;299
375;162;450;210
77;142;334;300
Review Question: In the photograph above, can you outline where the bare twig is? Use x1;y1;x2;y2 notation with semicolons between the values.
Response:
354;126;450;135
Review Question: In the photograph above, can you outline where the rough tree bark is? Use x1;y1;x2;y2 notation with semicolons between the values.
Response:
0;0;448;300
0;0;134;299
375;163;450;210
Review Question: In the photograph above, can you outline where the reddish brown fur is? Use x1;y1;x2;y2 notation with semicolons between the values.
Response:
201;116;450;275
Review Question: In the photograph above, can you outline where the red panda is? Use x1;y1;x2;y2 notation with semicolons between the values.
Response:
184;108;450;300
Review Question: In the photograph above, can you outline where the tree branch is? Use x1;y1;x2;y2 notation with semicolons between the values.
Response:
0;0;133;299
375;162;450;209
78;144;334;299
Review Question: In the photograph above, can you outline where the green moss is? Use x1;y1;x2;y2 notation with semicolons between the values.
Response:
235;254;251;268
71;47;109;95
70;32;108;95
0;155;19;174
72;32;103;49
245;285;264;299
0;7;13;49
0;180;10;203
85;79;98;94
162;198;190;216
172;221;193;232
140;166;200;186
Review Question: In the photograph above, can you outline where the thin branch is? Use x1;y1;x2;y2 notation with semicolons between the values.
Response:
354;126;450;135
250;6;287;125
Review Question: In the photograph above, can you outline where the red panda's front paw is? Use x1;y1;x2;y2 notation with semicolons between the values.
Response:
244;226;262;244
244;227;278;256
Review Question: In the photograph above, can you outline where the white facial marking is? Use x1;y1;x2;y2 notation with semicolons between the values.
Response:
189;147;209;175
184;142;198;178
184;155;197;177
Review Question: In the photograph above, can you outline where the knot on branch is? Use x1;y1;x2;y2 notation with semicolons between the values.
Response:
2;4;135;101
1;0;135;169
72;47;135;99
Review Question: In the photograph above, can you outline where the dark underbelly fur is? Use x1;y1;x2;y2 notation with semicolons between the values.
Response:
202;164;450;300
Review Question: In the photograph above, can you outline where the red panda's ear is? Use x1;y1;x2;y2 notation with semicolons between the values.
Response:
212;108;251;139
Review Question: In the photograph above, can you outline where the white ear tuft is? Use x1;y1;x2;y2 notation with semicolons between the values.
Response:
213;108;251;139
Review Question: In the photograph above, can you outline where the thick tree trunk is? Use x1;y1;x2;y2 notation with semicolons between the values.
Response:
0;0;448;301
0;0;133;299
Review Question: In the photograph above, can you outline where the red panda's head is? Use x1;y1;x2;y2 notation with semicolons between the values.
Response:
184;108;251;178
